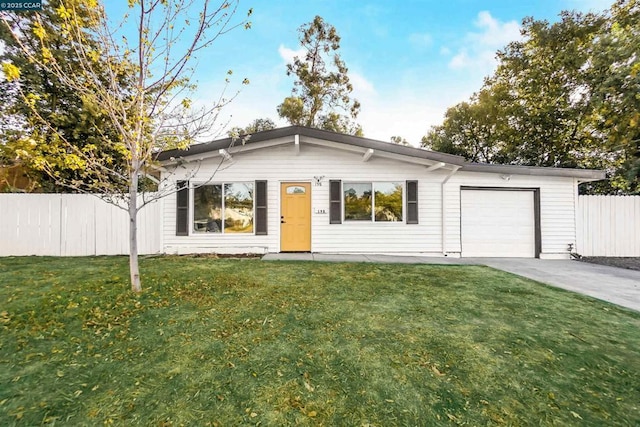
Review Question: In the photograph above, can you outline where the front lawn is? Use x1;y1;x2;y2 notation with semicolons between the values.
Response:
0;256;638;426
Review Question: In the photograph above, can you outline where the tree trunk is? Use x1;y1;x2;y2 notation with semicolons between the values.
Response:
129;169;141;293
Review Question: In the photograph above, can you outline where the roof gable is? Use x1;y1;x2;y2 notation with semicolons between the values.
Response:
156;125;605;180
157;126;464;165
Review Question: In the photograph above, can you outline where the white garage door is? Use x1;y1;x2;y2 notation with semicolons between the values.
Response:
461;189;536;257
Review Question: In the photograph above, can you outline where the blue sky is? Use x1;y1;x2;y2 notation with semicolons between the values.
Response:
109;0;613;144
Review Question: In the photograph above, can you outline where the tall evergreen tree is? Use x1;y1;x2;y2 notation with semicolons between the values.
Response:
277;16;362;136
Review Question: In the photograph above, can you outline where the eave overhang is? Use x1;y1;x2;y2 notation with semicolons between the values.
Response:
156;126;607;181
460;163;606;181
156;126;464;171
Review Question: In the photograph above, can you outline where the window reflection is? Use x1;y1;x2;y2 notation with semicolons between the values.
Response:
344;183;372;220
193;183;254;233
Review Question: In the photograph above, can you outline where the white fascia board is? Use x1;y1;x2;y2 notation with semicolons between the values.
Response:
158;137;295;166
301;136;459;170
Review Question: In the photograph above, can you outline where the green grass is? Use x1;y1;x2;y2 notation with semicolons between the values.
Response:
0;256;639;426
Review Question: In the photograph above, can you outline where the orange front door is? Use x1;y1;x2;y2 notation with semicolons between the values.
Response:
280;182;311;252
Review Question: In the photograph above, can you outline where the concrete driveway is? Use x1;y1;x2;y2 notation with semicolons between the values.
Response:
466;258;640;312
262;253;640;312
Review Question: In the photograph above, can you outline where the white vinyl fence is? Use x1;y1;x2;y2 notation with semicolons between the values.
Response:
0;193;161;256
576;195;640;257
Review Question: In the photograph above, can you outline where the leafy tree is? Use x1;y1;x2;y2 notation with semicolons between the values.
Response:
374;184;402;221
493;12;606;169
390;136;409;146
0;0;127;192
421;83;514;163
423;5;640;193
277;15;362;136
227;117;276;137
587;0;640;192
0;164;39;192
1;0;252;291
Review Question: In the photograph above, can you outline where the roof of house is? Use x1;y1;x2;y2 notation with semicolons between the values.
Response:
156;125;606;180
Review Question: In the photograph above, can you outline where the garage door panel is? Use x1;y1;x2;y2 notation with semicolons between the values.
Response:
461;189;535;258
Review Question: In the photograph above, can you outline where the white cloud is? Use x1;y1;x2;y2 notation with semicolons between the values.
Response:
278;44;305;64
356;95;450;145
409;32;433;48
474;11;521;46
348;74;475;145
448;11;522;71
349;71;375;95
448;51;468;69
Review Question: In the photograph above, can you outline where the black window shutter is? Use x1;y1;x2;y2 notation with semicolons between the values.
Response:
406;180;418;224
329;180;342;224
176;180;189;235
255;180;268;235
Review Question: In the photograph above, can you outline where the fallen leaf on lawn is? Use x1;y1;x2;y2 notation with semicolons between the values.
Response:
431;366;444;376
304;381;315;392
307;411;317;417
570;411;582;419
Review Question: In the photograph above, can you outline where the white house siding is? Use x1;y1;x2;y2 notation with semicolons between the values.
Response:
162;142;581;258
161;143;450;255
443;172;577;259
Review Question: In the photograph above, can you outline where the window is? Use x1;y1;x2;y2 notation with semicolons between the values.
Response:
286;185;306;194
344;183;372;220
193;183;254;233
224;183;254;233
343;182;403;222
374;182;403;222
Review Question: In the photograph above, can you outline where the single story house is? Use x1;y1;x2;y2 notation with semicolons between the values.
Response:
156;126;605;258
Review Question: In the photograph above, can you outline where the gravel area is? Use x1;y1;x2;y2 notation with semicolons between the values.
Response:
577;256;640;271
